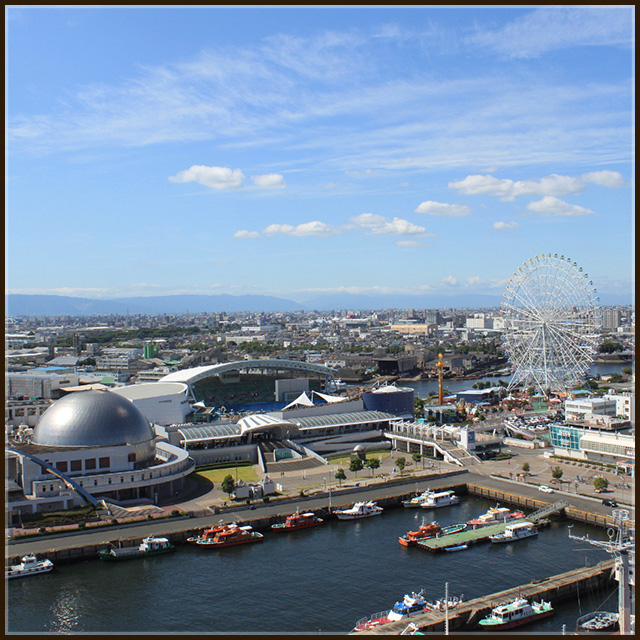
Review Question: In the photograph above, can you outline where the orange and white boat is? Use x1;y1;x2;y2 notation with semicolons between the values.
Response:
271;509;324;532
399;519;467;547
188;522;263;548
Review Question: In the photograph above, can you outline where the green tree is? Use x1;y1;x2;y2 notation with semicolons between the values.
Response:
411;452;422;467
366;458;380;475
593;476;609;492
521;462;530;475
349;457;364;476
551;466;564;481
395;456;406;475
414;397;425;419
622;366;632;376
335;468;346;486
221;474;235;499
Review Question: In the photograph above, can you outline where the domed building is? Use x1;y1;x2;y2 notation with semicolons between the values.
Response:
6;390;195;522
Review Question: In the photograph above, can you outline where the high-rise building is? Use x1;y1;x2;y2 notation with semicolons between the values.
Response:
602;308;622;331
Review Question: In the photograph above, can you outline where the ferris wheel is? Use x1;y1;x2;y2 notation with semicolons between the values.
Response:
501;253;601;396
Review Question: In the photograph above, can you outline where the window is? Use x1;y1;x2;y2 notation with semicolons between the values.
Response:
99;457;110;469
128;453;136;463
56;461;68;472
85;458;96;470
70;460;82;472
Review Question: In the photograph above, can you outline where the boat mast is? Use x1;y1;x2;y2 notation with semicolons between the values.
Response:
568;509;635;634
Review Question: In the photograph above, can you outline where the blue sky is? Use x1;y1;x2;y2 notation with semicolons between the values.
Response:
6;6;634;303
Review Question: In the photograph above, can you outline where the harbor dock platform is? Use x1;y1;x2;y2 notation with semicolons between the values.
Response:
416;500;568;552
351;558;617;634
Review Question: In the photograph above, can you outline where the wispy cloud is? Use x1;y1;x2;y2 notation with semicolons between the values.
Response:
526;196;596;217
467;6;633;59
252;173;286;189
493;221;519;230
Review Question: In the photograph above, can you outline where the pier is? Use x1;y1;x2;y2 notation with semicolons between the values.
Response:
351;559;617;634
416;501;568;551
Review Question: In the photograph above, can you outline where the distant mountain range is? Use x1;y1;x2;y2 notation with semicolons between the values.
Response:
5;291;632;317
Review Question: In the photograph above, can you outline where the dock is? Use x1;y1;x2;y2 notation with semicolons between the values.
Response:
351;558;616;634
416;501;568;552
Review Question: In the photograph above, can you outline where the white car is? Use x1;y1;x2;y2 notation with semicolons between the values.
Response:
538;485;554;493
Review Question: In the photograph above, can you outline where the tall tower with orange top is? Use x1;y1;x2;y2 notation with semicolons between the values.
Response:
436;353;444;405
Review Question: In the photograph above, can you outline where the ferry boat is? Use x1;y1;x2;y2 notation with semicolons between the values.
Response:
419;490;460;509
271;510;324;532
478;596;554;630
576;610;619;633
489;521;538;544
98;536;174;561
334;501;383;520
189;522;264;548
467;505;525;527
6;554;54;579
353;590;430;631
399;520;467;547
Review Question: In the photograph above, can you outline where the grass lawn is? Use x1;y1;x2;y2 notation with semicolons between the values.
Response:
193;465;260;484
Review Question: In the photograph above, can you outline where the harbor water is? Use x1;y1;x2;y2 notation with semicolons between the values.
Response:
6;495;614;634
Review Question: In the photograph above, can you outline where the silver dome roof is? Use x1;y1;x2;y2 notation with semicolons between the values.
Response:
32;390;155;449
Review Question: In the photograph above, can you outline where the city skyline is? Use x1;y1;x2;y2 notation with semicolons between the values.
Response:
6;6;634;303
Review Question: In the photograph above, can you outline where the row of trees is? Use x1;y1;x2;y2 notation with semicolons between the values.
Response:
520;463;609;491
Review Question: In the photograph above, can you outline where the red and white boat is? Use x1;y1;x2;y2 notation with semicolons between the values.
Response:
399;519;467;547
353;590;431;631
188;522;263;548
271;509;324;532
467;506;524;527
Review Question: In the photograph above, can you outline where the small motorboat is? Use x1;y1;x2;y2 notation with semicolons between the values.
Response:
6;555;54;579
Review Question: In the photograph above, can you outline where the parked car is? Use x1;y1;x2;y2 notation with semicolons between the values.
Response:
602;499;618;507
538;485;554;493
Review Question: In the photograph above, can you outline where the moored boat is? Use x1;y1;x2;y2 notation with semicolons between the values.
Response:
98;535;174;561
353;590;430;631
402;490;434;508
334;501;383;520
399;520;467;546
576;610;619;634
478;596;553;630
419;490;460;509
271;509;323;532
467;505;524;527
444;544;468;552
189;522;263;548
489;521;538;544
5;554;54;579
186;520;227;544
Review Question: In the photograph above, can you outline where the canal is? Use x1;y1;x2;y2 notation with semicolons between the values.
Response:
6;494;615;634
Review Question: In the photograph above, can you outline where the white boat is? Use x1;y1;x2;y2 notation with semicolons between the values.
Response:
576;610;619;633
489;521;538;544
419;490;460;509
478;596;553;630
334;501;383;520
6;554;54;579
353;590;429;631
402;490;434;508
467;505;524;527
98;535;174;560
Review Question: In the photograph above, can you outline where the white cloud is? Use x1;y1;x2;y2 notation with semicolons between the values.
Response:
581;170;625;188
350;213;432;236
449;171;625;200
263;221;338;237
441;275;458;286
526;196;596;217
234;230;260;239
493;221;519;230
252;173;286;189
395;240;423;247
169;165;245;190
414;201;471;217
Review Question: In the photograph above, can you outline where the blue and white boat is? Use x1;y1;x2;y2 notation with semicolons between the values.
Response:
353;590;429;631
